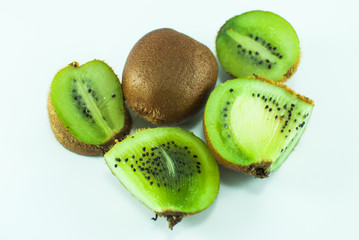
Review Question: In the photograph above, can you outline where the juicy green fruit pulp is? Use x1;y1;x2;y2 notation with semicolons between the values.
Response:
216;10;300;81
104;127;220;214
51;60;125;145
204;78;313;173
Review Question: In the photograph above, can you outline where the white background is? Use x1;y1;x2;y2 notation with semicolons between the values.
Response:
1;0;358;239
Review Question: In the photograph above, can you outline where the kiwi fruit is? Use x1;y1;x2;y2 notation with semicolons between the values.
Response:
122;28;218;126
104;127;220;229
216;10;300;82
203;77;314;178
49;60;132;155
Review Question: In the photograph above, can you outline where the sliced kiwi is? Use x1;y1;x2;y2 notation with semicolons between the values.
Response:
122;28;218;125
204;77;314;178
104;127;220;229
216;10;300;82
49;60;132;155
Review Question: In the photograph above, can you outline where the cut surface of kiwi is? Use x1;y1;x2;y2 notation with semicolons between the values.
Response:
104;127;220;229
122;28;218;125
216;10;300;82
204;77;314;178
50;60;131;154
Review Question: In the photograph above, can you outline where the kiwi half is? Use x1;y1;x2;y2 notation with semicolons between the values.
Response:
122;28;218;125
204;77;314;178
49;60;132;155
216;10;300;82
104;127;220;229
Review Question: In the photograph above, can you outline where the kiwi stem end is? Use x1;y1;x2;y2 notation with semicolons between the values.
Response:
156;211;187;230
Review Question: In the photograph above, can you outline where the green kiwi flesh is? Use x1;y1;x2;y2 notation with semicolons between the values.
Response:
51;60;127;146
216;10;300;82
104;127;220;229
204;78;314;178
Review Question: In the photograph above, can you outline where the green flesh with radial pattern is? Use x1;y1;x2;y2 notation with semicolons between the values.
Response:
204;78;313;173
104;127;220;214
51;60;125;145
216;10;300;81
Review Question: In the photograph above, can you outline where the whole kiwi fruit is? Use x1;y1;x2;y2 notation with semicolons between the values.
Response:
122;28;218;126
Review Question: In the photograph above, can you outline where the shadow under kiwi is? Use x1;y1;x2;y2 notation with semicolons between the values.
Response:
126;103;157;132
219;165;270;194
177;105;205;129
219;166;253;187
218;63;233;83
179;199;218;230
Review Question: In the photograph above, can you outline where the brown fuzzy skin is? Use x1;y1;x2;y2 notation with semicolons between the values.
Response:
48;94;132;156
122;28;218;126
203;77;314;178
155;211;188;230
155;210;202;230
280;53;300;82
